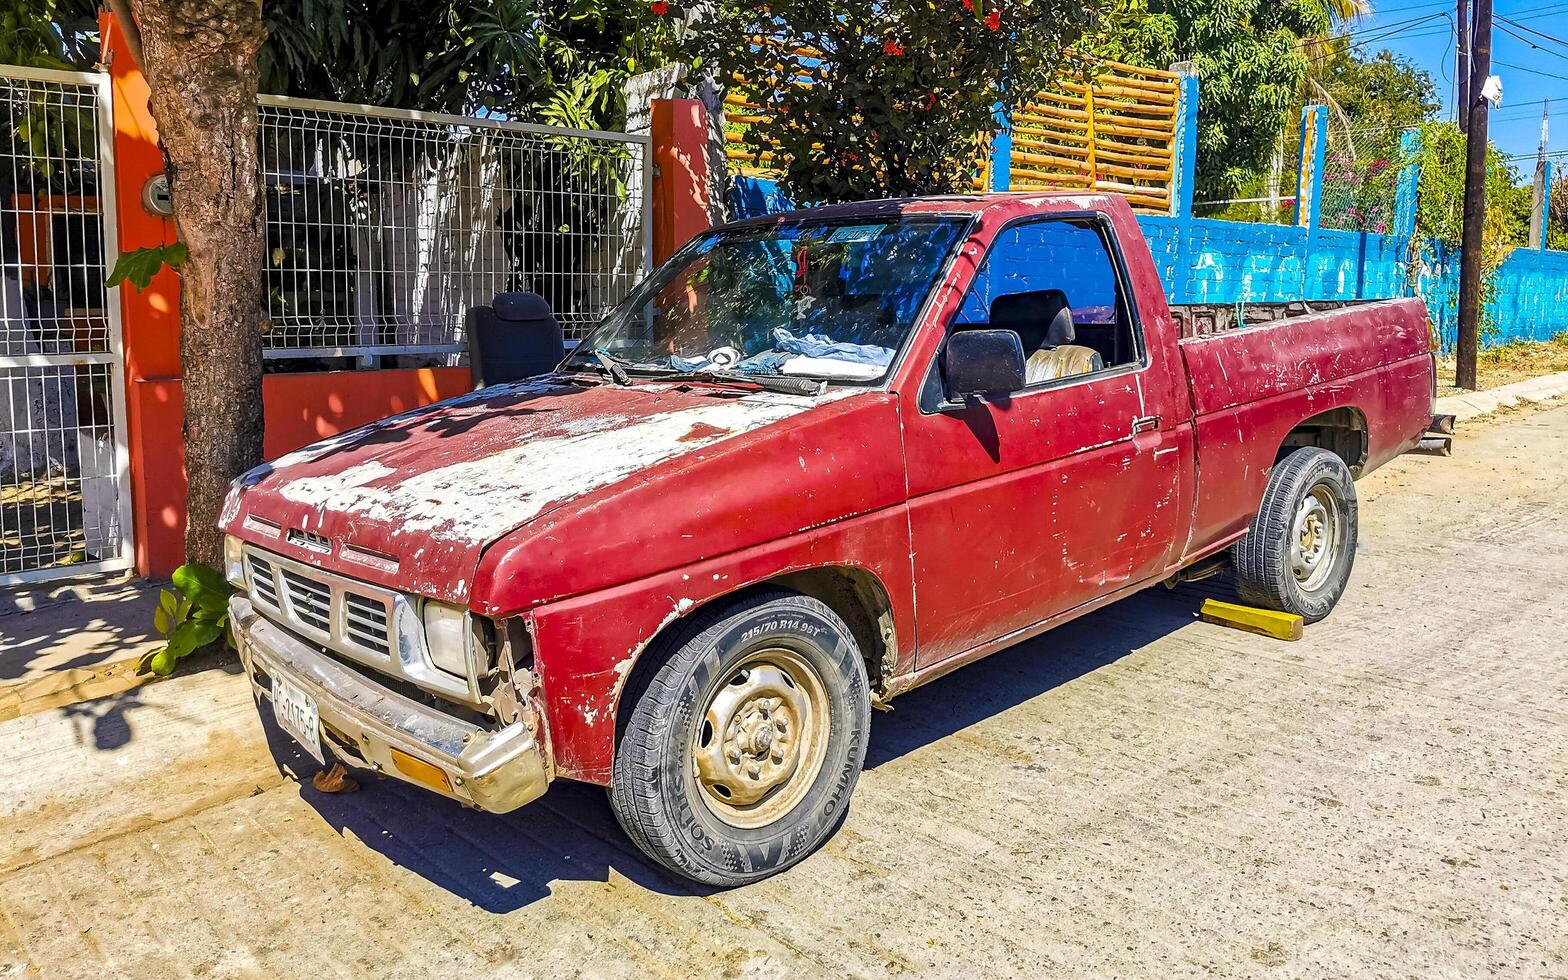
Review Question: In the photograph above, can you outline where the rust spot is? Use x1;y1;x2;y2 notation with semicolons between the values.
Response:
678;422;732;442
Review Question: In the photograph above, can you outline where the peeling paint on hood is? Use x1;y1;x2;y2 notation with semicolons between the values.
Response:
221;379;850;602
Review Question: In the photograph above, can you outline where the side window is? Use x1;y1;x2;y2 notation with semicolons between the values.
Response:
953;219;1141;385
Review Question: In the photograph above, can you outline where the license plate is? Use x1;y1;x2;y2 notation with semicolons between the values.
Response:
273;677;325;765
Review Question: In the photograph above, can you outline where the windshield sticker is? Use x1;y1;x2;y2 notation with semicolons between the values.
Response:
827;224;887;243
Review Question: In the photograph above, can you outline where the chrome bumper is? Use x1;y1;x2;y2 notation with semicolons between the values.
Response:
231;595;549;813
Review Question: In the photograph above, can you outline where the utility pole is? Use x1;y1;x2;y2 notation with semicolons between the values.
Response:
1455;0;1492;390
1530;100;1550;249
1457;0;1470;133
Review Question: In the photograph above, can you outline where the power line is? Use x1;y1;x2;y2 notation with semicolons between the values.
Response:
1368;0;1455;13
1307;11;1453;61
1495;15;1568;52
1494;58;1568;78
1491;105;1568;123
1506;2;1568;21
1336;10;1451;41
1495;22;1568;63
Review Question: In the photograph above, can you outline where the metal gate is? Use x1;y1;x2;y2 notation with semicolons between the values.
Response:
1;65;130;584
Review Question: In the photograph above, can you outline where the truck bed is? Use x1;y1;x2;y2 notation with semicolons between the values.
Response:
1173;295;1436;551
1171;299;1371;339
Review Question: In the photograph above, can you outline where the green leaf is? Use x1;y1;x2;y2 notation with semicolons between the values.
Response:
191;602;230;626
172;562;231;601
153;605;172;636
106;242;188;291
164;618;217;662
148;648;178;676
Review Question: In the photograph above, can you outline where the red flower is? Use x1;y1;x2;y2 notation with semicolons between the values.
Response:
962;0;974;9
985;8;1001;30
650;0;669;13
922;91;939;111
883;39;905;56
846;151;860;163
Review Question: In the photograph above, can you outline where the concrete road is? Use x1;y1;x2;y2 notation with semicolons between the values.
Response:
4;405;1566;979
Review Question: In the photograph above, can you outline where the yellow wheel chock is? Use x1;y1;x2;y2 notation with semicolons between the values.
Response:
1199;598;1304;641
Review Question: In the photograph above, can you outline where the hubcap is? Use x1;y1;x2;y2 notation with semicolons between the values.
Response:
1290;485;1340;591
692;648;830;828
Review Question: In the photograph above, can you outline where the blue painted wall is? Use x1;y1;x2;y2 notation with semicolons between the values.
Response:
726;173;1567;351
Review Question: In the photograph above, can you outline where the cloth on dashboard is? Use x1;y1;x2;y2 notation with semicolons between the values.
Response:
668;328;895;378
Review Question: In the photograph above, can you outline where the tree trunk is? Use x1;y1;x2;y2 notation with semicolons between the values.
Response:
123;0;267;567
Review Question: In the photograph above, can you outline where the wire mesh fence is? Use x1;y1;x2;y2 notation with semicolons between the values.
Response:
1317;126;1409;235
1;73;108;359
257;97;649;360
2;67;126;579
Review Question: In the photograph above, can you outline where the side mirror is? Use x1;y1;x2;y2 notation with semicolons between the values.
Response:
944;329;1026;401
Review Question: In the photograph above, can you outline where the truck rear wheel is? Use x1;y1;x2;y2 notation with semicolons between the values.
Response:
1231;447;1358;623
609;590;870;886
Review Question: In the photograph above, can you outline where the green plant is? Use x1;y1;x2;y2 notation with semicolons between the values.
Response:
106;242;189;291
140;563;237;676
259;0;658;131
682;0;1095;203
1086;0;1333;201
1412;121;1521;338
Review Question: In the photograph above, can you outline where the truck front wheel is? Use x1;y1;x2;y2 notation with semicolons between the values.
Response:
1231;447;1359;622
609;590;870;886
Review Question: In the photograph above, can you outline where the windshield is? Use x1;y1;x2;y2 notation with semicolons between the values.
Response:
564;216;967;384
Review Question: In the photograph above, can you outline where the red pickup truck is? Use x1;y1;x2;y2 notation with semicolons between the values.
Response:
222;193;1435;885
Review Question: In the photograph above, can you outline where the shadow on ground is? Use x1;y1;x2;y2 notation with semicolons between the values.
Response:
279;585;1210;914
0;583;163;684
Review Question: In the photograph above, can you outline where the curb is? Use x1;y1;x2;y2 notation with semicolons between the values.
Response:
1436;370;1568;422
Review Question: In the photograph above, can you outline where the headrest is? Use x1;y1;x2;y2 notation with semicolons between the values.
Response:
493;291;554;321
989;289;1074;353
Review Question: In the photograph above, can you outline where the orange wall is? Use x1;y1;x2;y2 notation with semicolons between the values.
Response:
132;368;473;576
650;99;715;265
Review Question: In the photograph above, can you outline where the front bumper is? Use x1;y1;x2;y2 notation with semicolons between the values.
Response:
231;595;549;813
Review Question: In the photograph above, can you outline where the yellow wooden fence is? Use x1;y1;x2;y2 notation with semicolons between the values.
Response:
1004;57;1180;213
723;53;1183;215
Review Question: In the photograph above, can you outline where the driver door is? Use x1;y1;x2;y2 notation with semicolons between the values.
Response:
902;216;1183;668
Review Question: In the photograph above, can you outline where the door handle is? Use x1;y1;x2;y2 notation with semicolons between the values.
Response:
1132;415;1161;435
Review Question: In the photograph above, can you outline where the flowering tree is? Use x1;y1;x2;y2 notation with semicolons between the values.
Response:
673;0;1095;202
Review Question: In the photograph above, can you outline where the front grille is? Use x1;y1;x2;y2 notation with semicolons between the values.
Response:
344;592;392;656
238;543;478;707
281;568;332;633
248;554;280;608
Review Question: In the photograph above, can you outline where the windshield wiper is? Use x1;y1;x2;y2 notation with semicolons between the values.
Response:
589;349;632;386
661;369;825;396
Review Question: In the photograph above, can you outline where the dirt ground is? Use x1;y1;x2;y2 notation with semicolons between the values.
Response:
3;405;1566;978
1436;332;1568;396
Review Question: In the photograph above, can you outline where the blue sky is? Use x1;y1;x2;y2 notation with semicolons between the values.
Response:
1344;0;1568;177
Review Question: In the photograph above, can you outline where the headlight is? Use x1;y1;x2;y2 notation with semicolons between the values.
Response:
422;601;472;678
223;535;246;588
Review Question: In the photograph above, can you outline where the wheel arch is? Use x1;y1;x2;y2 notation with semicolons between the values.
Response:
610;563;898;749
1278;406;1369;476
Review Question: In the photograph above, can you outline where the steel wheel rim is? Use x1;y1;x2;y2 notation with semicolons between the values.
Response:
691;647;831;829
1290;484;1340;592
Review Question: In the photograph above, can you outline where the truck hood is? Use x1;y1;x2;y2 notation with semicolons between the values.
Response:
220;379;839;602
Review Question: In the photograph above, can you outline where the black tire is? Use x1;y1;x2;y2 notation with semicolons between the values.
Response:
1231;447;1358;623
609;589;870;886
